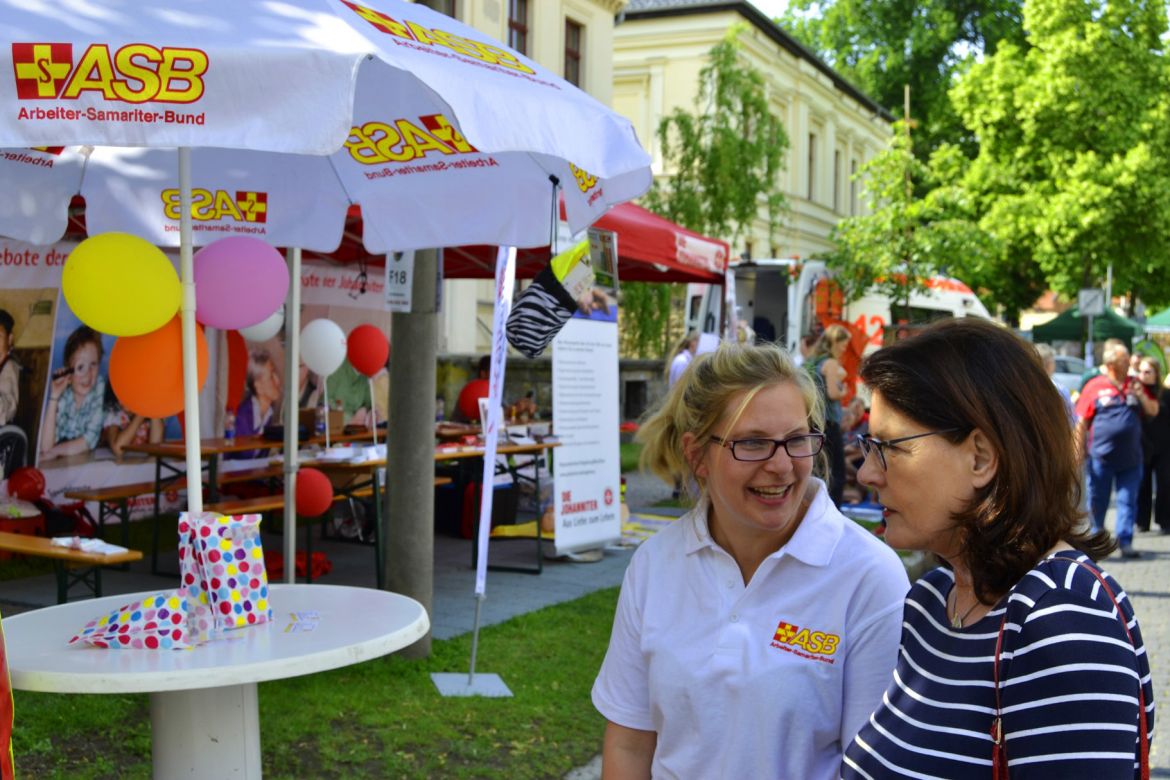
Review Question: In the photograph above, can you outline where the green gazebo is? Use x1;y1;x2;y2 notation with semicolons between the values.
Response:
1032;307;1142;343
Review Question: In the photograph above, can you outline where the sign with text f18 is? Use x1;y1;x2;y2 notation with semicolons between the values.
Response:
551;229;621;555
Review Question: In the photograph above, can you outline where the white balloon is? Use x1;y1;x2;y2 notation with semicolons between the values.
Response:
301;318;347;376
239;306;284;342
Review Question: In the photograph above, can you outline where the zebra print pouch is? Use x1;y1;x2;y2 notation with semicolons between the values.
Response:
506;264;579;358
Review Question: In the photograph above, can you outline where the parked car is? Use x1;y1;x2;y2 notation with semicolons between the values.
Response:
1052;354;1089;399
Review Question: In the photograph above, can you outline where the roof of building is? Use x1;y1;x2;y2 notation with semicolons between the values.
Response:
620;0;893;120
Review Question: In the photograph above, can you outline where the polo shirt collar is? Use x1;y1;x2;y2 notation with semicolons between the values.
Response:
682;478;844;567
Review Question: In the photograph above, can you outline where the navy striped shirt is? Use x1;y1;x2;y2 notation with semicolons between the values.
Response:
843;550;1154;779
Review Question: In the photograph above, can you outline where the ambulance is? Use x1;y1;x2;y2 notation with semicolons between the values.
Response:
685;258;992;356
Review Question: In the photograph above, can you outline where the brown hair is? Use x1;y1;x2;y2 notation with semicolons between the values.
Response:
639;341;825;493
859;318;1113;603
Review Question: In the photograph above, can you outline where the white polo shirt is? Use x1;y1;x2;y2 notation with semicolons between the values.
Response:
592;479;909;780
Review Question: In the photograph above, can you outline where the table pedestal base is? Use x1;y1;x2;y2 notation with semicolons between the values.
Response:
151;683;261;778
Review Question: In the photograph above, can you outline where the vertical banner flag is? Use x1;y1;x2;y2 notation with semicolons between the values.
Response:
724;266;738;342
551;229;622;555
474;246;517;596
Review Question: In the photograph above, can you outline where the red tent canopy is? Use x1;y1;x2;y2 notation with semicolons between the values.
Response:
322;201;728;284
64;196;728;284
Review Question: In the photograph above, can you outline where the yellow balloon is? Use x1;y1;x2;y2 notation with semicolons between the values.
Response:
62;233;180;337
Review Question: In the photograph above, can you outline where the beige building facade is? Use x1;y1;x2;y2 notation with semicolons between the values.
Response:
425;0;631;355
613;0;893;262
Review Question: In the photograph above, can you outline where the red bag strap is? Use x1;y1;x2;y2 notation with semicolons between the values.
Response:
992;558;1150;780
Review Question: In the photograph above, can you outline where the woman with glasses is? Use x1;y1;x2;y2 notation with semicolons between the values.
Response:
843;318;1154;779
593;342;909;779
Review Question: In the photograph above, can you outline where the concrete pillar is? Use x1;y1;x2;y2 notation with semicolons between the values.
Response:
386;248;438;658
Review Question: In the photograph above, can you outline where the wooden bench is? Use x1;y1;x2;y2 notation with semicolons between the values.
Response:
0;531;144;604
203;477;453;588
64;465;285;544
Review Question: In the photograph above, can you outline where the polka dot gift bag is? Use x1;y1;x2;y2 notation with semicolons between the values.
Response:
178;512;272;637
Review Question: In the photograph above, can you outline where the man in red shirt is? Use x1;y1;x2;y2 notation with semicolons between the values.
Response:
1075;340;1159;558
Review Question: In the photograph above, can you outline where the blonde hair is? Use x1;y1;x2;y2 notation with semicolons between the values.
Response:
812;323;851;361
663;330;700;378
639;341;825;491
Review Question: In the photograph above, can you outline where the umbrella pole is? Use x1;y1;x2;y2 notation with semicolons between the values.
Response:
283;248;302;585
178;148;203;515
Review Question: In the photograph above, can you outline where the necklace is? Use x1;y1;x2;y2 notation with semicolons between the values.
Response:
948;588;980;629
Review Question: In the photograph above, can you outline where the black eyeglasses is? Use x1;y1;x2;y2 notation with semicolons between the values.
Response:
855;429;960;471
709;433;825;462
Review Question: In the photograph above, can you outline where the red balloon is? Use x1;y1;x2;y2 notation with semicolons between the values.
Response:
346;324;390;378
6;467;45;501
295;468;334;517
110;316;209;419
457;378;490;421
225;330;248;412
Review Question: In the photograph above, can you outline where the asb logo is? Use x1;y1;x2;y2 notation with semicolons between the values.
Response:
771;620;840;656
161;189;268;223
12;42;208;103
346;114;479;165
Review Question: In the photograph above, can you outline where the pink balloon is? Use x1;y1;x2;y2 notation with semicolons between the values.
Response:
194;237;289;330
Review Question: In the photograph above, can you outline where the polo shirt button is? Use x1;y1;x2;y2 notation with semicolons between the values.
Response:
730;613;739;623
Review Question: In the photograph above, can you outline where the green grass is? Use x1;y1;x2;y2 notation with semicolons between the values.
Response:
12;586;620;779
619;442;642;474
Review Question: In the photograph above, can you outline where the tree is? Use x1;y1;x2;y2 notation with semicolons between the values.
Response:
623;26;789;358
781;0;1026;155
824;123;997;315
951;0;1170;312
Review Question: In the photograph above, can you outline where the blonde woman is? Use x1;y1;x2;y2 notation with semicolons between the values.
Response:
593;342;908;779
666;331;699;388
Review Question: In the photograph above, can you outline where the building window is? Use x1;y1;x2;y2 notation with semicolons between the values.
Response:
807;133;817;201
850;159;858;214
427;0;457;17
508;0;529;55
833;150;841;212
565;19;583;87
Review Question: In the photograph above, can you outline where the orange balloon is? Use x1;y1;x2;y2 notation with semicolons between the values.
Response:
110;316;209;418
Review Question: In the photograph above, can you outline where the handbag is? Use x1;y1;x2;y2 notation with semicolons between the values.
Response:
991;559;1150;779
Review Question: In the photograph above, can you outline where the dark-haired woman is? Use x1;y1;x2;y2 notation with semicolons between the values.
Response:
1137;357;1170;534
842;318;1153;779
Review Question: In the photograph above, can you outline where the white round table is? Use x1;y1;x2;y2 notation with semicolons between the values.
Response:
3;584;429;778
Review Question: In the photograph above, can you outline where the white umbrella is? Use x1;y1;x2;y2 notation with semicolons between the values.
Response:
0;0;650;553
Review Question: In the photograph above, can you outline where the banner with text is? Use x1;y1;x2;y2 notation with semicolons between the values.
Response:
551;229;621;554
0;238;390;516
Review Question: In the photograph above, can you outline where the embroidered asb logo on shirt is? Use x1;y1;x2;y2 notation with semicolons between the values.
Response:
771;620;840;664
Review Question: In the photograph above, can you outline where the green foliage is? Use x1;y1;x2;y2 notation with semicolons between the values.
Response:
642;26;789;245
951;0;1170;311
618;282;676;359
13;587;621;779
825;124;997;307
781;0;1026;155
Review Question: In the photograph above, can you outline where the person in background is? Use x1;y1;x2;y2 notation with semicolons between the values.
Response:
843;318;1153;778
1137;356;1170;534
227;349;283;460
326;360;372;427
793;332;818;368
371;357;390;428
0;310;19;426
102;384;163;462
454;355;491;423
666;331;699;388
1075;339;1158;558
39;325;105;462
297;361;321;411
808;324;851;505
1034;342;1075;424
1079;338;1125;390
593;342;908;779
